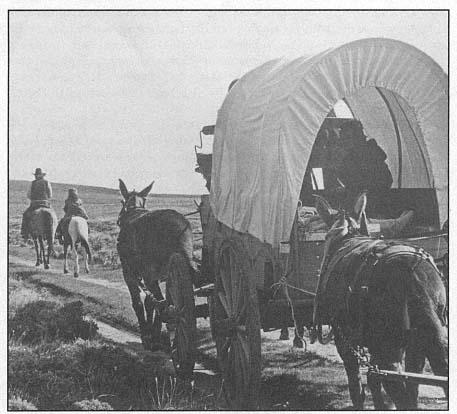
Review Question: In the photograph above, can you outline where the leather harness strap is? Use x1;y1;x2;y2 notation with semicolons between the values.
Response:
316;237;440;340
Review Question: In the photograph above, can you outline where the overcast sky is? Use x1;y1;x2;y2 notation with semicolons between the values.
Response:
9;10;448;194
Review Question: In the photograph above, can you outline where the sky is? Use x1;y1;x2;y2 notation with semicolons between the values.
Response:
8;9;448;194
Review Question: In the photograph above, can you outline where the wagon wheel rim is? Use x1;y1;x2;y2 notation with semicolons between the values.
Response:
166;253;196;379
213;241;261;409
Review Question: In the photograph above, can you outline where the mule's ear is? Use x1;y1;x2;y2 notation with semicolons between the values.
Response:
119;179;129;199
353;191;368;223
359;211;369;236
314;194;334;227
138;181;154;198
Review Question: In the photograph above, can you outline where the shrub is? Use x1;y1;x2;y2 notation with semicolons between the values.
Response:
71;399;113;410
9;300;98;344
8;340;183;410
8;281;47;319
8;395;37;410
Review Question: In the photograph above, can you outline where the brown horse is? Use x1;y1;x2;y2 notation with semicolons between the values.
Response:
314;192;448;410
116;179;194;351
28;208;57;269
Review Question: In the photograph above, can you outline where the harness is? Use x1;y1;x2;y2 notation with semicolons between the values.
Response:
117;208;149;227
117;195;191;287
314;236;441;345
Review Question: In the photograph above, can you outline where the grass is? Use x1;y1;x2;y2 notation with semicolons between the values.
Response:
7;267;223;410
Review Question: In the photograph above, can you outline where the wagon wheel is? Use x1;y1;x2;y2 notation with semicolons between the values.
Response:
211;239;261;409
165;252;197;380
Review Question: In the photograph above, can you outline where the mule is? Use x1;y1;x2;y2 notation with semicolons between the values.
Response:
28;208;57;269
61;216;92;278
313;192;448;410
116;179;194;350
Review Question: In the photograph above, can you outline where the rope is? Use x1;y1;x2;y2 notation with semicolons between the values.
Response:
184;210;200;217
271;275;309;350
271;277;316;298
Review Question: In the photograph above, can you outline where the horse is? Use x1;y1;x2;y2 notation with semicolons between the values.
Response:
313;192;448;410
61;216;92;278
116;179;194;351
28;207;57;269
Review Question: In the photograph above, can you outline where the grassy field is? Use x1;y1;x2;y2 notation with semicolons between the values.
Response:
8;179;448;410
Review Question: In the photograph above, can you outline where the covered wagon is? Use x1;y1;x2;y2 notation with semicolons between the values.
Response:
194;37;448;409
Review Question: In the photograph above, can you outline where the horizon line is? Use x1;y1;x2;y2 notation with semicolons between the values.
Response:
9;178;205;197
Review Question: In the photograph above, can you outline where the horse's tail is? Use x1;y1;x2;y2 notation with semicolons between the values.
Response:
81;237;92;263
43;209;57;248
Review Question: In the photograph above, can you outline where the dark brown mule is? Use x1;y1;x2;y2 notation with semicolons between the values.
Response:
28;208;57;269
314;193;448;410
116;179;194;352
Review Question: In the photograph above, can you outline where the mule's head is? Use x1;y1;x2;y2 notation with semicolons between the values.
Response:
118;179;154;222
315;192;370;251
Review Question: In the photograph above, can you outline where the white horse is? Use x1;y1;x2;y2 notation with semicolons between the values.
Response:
63;216;92;277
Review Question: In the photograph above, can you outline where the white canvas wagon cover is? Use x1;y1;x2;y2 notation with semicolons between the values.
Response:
210;38;448;246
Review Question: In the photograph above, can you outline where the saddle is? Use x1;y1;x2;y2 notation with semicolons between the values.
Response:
30;200;51;210
56;213;89;245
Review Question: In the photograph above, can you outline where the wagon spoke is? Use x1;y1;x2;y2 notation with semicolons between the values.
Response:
230;338;249;403
221;337;231;356
218;292;231;316
234;340;246;398
228;341;239;398
235;301;247;324
229;248;242;311
220;250;233;311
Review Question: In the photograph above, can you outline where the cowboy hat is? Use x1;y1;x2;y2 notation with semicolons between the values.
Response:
33;168;46;176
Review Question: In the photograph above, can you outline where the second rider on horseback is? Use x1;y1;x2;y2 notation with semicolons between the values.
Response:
56;188;89;244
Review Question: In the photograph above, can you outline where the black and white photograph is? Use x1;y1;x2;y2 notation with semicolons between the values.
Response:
6;5;450;411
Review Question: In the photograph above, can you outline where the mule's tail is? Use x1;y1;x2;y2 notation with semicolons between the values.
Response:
179;225;198;284
81;238;92;263
405;258;448;378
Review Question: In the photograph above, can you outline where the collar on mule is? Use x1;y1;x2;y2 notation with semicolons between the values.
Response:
117;193;147;226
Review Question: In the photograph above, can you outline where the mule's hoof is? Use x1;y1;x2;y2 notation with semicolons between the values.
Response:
35;262;40;267
293;338;304;348
279;330;289;340
64;269;69;274
44;264;49;270
74;272;79;278
309;329;318;344
85;268;90;274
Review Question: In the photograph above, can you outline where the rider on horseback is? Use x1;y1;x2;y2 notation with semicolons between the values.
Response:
55;188;89;244
21;168;53;241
